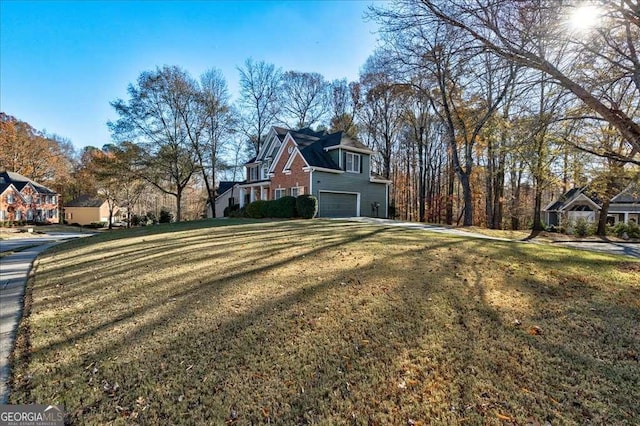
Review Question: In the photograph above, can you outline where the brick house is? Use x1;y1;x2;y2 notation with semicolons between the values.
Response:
239;127;390;217
0;170;60;224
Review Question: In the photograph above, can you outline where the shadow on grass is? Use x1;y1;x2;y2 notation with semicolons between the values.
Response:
10;220;640;424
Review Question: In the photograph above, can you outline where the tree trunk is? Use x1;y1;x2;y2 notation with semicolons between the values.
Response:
446;153;454;225
418;128;426;222
460;172;473;226
532;181;544;232
597;199;610;236
175;188;182;222
510;168;522;230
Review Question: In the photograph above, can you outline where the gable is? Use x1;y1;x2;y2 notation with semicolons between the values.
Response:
271;135;306;175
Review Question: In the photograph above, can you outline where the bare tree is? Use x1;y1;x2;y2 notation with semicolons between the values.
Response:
109;66;200;222
416;0;640;162
237;59;282;155
329;79;361;139
280;71;330;129
198;69;236;217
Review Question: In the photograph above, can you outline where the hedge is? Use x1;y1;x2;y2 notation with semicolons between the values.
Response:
296;195;318;219
243;195;318;219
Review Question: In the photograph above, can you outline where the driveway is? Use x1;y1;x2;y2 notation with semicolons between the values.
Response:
552;241;640;258
344;217;640;259
0;232;94;403
343;217;511;241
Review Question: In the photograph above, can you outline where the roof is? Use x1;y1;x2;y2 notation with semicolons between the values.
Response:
0;182;12;195
216;181;242;198
0;171;57;195
545;186;603;212
290;129;371;171
247;126;375;171
611;182;640;204
65;195;105;208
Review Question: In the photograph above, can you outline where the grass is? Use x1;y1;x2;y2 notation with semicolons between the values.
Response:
9;219;640;425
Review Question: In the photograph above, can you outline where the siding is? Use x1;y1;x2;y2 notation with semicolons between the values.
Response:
312;154;387;218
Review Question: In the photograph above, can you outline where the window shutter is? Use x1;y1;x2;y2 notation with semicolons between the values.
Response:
343;152;346;171
360;155;363;173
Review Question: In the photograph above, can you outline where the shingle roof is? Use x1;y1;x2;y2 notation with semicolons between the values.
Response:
611;183;640;203
0;171;57;195
546;187;601;211
290;130;372;171
65;195;105;208
0;182;11;195
216;181;242;198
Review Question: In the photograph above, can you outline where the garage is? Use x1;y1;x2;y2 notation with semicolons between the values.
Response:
318;191;359;217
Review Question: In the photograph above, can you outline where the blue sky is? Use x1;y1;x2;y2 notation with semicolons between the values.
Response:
1;1;380;150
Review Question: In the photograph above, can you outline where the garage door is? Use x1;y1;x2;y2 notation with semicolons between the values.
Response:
318;192;358;217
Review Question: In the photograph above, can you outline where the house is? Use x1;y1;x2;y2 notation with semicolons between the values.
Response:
0;170;60;224
239;127;391;217
206;181;242;218
544;184;639;227
64;195;119;225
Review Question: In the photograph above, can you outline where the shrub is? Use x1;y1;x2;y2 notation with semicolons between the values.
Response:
229;206;246;218
246;200;269;218
573;218;591;237
269;196;297;218
146;211;157;224
85;222;106;229
159;208;173;224
130;214;141;227
613;221;640;239
296;195;318;219
224;204;240;217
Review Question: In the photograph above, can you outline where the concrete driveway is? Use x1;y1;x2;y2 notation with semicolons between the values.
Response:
552;241;640;258
0;232;94;403
344;217;640;259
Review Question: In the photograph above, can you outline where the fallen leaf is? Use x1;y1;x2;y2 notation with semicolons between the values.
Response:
497;412;513;421
528;326;542;335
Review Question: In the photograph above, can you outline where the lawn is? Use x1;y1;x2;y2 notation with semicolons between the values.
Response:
9;219;640;424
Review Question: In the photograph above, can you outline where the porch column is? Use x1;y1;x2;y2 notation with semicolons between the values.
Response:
239;188;246;207
624;212;629;223
250;187;255;203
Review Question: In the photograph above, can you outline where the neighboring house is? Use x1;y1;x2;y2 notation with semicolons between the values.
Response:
239;127;391;218
544;184;640;227
64;195;119;225
206;181;242;218
0;170;60;224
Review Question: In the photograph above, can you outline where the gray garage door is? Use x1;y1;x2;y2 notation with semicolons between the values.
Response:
318;192;358;217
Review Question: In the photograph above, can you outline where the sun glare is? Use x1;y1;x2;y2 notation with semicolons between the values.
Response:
568;4;602;32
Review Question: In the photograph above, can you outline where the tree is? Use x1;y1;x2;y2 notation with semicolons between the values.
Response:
100;142;146;227
109;66;200;222
329;79;361;139
198;69;236;217
279;71;330;128
0;113;74;187
416;0;640;163
237;59;282;155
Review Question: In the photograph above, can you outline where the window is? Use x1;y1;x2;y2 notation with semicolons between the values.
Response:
249;167;258;182
290;187;304;197
345;152;361;173
51;195;57;204
261;165;269;180
0;210;5;220
274;188;286;199
7;193;14;204
25;195;32;203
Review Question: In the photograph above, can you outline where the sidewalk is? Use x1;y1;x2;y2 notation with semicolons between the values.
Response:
0;232;93;403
